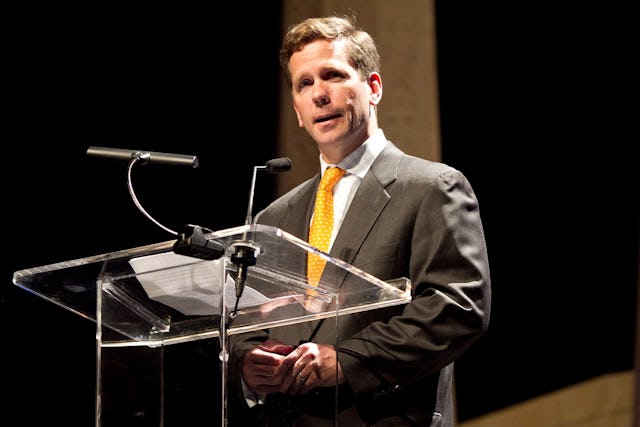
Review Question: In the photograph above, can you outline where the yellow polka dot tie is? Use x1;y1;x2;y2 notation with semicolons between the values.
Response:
307;167;346;287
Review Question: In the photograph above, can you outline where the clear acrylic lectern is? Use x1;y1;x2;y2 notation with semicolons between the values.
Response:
13;224;411;426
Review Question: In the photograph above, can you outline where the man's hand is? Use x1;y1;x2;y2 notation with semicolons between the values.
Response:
275;342;345;395
241;339;294;394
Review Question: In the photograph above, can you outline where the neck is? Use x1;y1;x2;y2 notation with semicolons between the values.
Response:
320;123;378;164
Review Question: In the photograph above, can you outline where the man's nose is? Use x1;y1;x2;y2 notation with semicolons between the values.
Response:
312;84;330;107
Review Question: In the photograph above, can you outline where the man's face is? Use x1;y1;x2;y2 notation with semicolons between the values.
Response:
289;39;378;163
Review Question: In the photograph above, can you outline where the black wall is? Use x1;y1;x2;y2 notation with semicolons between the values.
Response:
3;4;282;426
435;2;638;420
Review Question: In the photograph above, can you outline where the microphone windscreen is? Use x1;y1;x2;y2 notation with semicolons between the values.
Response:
265;157;292;173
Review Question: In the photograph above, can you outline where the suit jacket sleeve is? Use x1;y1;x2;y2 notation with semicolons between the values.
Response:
335;154;491;400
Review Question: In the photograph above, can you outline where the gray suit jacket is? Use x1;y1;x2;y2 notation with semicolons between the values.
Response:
230;142;491;427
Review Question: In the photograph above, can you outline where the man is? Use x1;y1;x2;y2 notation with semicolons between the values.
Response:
229;15;491;427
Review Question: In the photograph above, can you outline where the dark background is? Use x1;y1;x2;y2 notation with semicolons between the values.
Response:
2;3;637;426
435;2;637;419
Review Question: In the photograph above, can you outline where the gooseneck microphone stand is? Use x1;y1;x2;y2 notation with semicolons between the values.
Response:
229;157;292;315
86;147;291;427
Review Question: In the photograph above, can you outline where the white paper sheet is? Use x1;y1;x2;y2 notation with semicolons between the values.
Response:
128;251;272;315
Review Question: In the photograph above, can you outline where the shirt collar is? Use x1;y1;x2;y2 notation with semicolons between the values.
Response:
319;128;389;179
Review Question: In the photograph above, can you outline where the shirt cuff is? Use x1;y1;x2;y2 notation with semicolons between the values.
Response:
241;377;266;408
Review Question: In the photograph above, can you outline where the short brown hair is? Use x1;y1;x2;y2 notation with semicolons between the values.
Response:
279;15;381;88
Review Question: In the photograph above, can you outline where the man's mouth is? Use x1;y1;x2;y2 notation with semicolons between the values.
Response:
315;113;342;123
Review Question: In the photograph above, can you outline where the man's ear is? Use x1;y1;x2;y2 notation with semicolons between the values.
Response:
368;72;383;105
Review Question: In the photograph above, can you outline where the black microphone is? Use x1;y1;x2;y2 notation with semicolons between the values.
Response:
232;157;292;300
173;225;225;261
87;146;199;168
265;157;293;174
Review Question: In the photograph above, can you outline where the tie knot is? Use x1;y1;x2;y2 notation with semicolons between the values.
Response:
319;167;345;191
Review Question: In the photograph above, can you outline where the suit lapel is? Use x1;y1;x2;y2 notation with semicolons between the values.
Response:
330;144;402;266
279;176;319;240
277;144;403;275
279;142;403;252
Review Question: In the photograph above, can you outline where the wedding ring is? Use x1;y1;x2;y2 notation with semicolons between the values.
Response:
297;372;307;382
